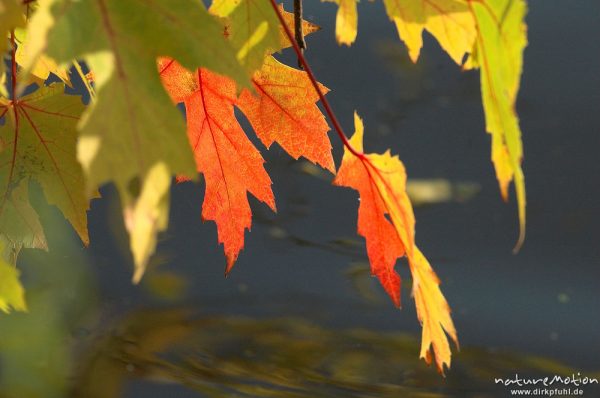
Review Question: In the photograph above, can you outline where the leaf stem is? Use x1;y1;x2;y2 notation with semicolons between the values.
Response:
268;0;366;161
73;60;96;102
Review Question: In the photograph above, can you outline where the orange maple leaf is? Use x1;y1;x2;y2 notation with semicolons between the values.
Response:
159;57;333;272
159;59;276;273
334;113;457;373
238;56;335;172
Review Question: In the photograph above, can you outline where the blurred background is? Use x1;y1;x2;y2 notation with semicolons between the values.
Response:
1;0;599;397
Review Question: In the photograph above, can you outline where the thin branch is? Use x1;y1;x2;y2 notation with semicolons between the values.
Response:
268;0;366;161
293;0;305;68
293;0;306;51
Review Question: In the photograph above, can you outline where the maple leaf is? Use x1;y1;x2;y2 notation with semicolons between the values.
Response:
21;0;251;279
0;83;91;249
159;53;334;272
323;0;358;46
0;241;26;312
0;0;25;96
334;113;457;372
237;56;335;172
465;0;528;249
382;0;476;64
160;59;276;274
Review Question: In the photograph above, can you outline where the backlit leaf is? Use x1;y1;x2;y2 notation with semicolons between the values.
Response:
159;45;333;272
334;113;457;372
238;56;335;172
160;60;275;274
323;0;358;46
0;83;90;245
466;0;528;249
382;0;476;64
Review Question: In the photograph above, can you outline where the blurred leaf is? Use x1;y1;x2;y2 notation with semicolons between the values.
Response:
0;241;26;313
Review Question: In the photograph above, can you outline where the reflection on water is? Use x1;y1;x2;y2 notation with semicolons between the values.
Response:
9;304;599;398
1;200;597;398
113;313;600;397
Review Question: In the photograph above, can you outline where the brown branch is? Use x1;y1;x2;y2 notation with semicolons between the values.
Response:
293;0;306;68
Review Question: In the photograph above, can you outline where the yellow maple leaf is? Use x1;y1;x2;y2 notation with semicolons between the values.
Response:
335;113;458;372
382;0;476;64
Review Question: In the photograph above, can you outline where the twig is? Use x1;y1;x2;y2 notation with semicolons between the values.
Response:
268;0;365;161
293;0;306;68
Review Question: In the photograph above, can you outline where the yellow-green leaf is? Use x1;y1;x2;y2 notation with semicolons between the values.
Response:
0;83;91;245
323;0;358;46
123;163;170;284
467;0;528;249
210;0;281;74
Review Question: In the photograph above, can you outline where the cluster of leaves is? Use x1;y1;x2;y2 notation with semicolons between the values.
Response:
0;0;528;373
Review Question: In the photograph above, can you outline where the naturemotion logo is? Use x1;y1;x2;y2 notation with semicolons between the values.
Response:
494;373;598;396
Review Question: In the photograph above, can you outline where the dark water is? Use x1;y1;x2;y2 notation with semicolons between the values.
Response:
1;0;599;397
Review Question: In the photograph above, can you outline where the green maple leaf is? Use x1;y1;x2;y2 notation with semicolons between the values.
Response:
22;0;250;278
0;83;90;250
